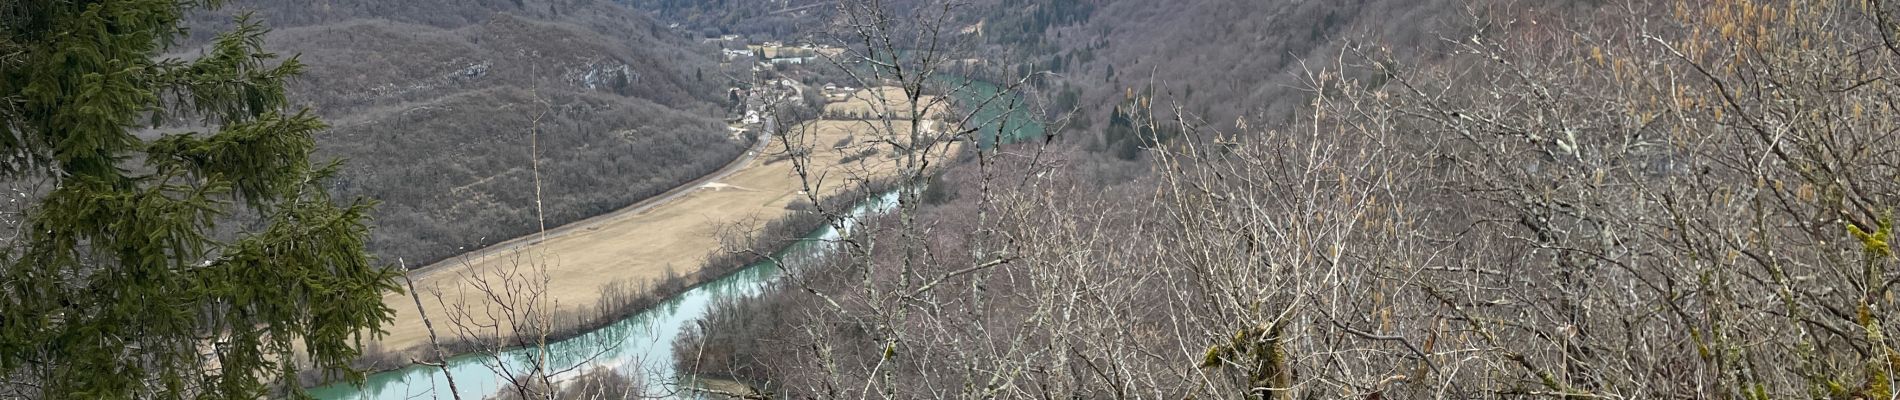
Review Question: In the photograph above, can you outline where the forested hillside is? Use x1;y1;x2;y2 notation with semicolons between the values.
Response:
1041;0;1456;120
671;0;1900;398
182;0;746;265
632;0;1481;165
618;0;826;38
968;0;1480;158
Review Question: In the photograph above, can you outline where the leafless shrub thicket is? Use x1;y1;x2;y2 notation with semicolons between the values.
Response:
679;0;1900;398
1221;1;1900;396
489;367;645;400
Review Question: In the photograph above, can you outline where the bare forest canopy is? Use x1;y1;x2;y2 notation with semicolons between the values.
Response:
180;0;744;266
619;0;832;38
659;0;1900;398
995;0;1489;159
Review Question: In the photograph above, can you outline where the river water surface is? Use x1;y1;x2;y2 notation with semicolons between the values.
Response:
311;192;899;400
314;77;1037;399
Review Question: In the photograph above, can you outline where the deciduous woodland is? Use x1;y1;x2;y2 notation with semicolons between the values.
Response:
672;0;1900;398
189;0;746;267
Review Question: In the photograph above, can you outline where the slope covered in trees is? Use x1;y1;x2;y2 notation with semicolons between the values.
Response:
620;0;826;38
968;0;1478;157
672;0;1900;398
182;0;745;266
688;0;1477;164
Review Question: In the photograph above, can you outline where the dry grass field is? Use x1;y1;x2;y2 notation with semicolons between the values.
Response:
374;88;953;353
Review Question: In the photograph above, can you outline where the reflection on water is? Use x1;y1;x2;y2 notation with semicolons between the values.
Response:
311;192;899;400
936;75;1044;147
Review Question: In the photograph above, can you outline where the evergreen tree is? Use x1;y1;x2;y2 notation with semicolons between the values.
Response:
0;1;397;398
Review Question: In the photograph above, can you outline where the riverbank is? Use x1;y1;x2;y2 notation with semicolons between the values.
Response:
665;76;1048;396
311;189;906;399
349;87;953;366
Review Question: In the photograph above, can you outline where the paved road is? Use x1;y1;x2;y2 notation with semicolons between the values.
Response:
407;122;773;279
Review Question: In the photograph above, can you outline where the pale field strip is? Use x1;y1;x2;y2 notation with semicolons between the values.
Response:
745;44;843;59
825;87;927;118
372;87;952;353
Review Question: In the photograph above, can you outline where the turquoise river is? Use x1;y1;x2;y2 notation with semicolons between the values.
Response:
313;78;1036;399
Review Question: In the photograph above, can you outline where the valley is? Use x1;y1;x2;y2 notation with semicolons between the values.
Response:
293;21;989;396
375;90;954;355
16;0;1897;399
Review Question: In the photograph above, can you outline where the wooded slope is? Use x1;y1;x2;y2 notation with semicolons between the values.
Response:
181;0;746;265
